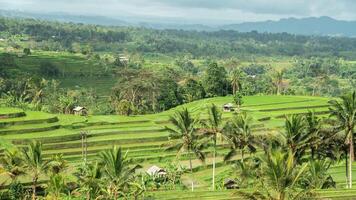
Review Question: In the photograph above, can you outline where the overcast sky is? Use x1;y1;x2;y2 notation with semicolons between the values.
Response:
1;0;356;24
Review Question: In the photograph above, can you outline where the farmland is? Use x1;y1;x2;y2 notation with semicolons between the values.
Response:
1;95;355;199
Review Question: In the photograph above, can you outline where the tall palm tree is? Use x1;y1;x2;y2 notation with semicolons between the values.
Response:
223;112;256;162
21;141;51;200
231;68;244;95
98;146;141;199
305;111;322;159
272;70;284;95
202;104;225;190
165;108;206;191
329;91;356;189
282;114;316;161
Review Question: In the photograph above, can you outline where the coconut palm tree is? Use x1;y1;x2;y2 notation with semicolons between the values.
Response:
272;70;284;95
305;111;323;159
240;148;311;200
21;141;51;200
202;104;225;190
329;91;356;188
282;114;317;161
223;112;256;162
230;68;244;95
232;158;259;188
0;148;24;184
165;108;206;191
98;146;141;199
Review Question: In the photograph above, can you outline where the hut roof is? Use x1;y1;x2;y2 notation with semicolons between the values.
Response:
73;106;86;111
146;165;166;176
223;103;234;108
224;178;237;185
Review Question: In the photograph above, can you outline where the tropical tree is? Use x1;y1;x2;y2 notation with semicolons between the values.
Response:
303;159;335;189
223;112;256;162
98;146;141;199
202;104;225;190
233;92;244;111
46;174;67;200
0;148;24;184
232;158;259;188
202;62;229;97
76;162;104;199
165;108;205;191
305;111;323;159
21;141;51;200
272;70;284;95
329;91;356;188
230;68;244;95
282;114;316;161
45;154;69;199
240;148;312;200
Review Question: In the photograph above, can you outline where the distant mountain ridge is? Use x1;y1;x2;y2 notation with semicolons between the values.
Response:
221;16;356;37
1;9;356;37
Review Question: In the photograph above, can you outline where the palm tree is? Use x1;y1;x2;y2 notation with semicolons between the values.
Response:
240;148;311;200
304;159;335;189
202;104;225;190
282;114;316;161
0;148;24;184
76;162;104;200
305;111;323;159
329;91;356;189
272;70;284;95
231;68;244;95
21;141;51;200
232;158;259;188
223;112;256;162
98;146;141;199
46;174;67;200
165;108;206;191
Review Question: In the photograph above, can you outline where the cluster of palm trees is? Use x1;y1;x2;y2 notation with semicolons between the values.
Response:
0;91;354;199
166;91;356;198
0;143;144;199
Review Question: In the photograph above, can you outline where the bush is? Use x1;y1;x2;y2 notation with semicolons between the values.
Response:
39;62;60;77
23;48;31;55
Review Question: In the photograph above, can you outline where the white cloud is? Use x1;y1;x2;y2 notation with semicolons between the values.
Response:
1;0;356;23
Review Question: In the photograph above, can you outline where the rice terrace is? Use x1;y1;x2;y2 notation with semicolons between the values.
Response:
1;1;356;200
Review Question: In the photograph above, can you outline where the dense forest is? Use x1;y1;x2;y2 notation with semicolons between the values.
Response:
2;17;356;58
0;17;355;115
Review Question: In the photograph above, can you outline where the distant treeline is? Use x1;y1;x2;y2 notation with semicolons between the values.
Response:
2;17;356;58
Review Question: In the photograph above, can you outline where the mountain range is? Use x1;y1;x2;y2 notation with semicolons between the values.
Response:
1;9;356;37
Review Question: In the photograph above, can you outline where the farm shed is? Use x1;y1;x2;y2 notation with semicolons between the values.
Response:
146;165;167;177
223;103;234;112
224;179;239;189
73;106;88;116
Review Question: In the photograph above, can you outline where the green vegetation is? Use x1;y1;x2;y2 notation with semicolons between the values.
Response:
0;93;355;199
0;16;355;199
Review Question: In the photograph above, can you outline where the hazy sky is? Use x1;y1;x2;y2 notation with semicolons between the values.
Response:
1;0;356;24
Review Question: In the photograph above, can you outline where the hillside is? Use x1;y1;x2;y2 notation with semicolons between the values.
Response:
2;95;356;199
221;16;356;37
2;10;356;37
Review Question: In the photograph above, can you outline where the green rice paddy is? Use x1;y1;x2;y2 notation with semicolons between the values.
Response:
1;95;355;199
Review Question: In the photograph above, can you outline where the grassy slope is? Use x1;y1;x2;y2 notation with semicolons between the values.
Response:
1;95;354;199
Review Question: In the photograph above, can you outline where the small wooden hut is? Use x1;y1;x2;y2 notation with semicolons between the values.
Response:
73;106;88;116
223;103;234;112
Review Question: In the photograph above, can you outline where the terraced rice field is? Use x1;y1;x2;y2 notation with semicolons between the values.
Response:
1;95;355;199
